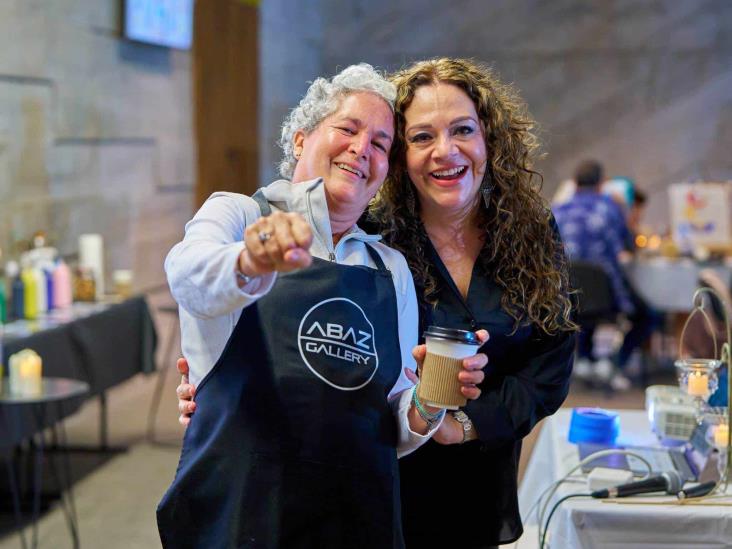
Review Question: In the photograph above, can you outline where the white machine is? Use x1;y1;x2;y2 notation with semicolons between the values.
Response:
645;385;698;442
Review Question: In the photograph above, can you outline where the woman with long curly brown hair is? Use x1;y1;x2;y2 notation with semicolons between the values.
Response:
368;58;576;548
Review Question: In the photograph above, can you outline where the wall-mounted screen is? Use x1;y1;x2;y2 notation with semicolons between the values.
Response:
124;0;193;50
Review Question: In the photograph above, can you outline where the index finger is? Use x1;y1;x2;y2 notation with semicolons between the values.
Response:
287;213;313;249
475;329;489;344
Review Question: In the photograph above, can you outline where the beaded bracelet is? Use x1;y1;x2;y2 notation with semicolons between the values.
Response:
412;386;445;425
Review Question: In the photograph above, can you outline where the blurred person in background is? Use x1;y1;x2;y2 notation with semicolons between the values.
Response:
554;160;655;390
626;186;647;250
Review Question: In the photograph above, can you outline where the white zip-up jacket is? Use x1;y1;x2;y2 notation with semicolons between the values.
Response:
165;177;438;457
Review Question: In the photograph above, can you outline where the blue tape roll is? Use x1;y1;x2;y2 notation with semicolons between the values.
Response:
568;407;620;444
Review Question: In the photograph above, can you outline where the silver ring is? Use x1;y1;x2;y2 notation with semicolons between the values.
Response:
258;231;272;243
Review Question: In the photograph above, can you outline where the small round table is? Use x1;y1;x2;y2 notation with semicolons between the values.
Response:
0;377;89;549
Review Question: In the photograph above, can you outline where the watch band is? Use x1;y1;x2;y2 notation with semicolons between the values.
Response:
452;410;476;443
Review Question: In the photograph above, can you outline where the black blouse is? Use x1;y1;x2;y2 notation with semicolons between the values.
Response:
399;240;576;548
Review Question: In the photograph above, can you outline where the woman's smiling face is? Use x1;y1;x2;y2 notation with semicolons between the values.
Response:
292;92;394;223
404;82;488;216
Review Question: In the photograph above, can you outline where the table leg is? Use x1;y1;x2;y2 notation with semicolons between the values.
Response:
47;393;126;456
99;391;108;451
2;409;29;549
45;402;80;548
30;406;46;549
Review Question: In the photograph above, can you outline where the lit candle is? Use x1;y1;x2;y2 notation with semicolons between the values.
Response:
686;371;709;397
715;424;730;447
22;352;42;396
9;349;43;396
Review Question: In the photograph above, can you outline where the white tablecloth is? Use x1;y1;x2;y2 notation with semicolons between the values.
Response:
624;258;732;312
518;409;732;548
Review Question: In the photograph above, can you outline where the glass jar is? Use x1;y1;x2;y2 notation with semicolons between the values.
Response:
73;266;96;302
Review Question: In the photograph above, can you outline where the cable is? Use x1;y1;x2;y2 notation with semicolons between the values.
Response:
540;493;591;548
514;476;584;549
520;445;731;548
529;449;653;549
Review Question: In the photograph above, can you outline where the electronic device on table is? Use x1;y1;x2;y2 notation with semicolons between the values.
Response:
578;421;714;483
645;385;698;443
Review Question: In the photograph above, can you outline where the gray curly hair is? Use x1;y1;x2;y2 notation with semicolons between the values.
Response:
278;63;396;179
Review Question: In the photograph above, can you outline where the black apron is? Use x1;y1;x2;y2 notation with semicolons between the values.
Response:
157;194;405;549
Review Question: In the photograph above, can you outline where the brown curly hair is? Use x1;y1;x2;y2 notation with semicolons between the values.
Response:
370;58;576;335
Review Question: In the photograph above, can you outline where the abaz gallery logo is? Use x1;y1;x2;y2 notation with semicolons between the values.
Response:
297;298;378;390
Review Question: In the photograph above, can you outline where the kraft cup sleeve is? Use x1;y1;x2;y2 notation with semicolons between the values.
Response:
417;353;466;410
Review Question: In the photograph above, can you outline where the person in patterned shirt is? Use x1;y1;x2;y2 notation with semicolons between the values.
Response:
554;160;655;390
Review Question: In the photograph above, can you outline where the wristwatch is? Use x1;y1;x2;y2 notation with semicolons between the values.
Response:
452;410;477;443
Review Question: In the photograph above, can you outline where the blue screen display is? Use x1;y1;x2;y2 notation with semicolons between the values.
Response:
125;0;193;50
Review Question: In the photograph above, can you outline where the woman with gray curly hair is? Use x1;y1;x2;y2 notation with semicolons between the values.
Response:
157;63;487;548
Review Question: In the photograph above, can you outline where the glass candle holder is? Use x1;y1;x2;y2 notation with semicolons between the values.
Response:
675;358;721;421
712;423;729;484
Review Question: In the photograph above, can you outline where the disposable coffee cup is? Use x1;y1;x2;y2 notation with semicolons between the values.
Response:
416;326;481;410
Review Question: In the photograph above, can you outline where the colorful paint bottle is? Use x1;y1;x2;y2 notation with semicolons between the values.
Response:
0;273;6;324
44;267;54;311
52;259;73;308
6;261;23;321
21;267;38;320
33;267;47;314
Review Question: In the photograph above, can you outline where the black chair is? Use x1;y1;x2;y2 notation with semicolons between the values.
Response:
569;261;629;389
569;261;617;326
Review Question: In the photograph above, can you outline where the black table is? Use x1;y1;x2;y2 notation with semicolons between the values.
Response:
0;378;90;549
1;296;157;448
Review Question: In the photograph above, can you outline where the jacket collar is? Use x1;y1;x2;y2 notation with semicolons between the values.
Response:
259;178;381;256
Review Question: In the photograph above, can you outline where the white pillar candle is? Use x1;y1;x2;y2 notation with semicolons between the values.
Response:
686;371;709;397
9;349;42;396
79;234;104;300
715;424;729;447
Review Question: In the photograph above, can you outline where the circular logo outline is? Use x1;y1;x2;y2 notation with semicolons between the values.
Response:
297;297;379;391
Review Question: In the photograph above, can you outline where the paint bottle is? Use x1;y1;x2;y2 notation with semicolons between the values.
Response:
21;265;38;320
6;261;23;321
43;265;54;311
52;259;73;308
0;324;4;393
0;249;5;324
33;266;47;314
0;270;6;324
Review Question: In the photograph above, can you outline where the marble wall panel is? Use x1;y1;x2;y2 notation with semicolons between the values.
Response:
0;3;50;77
259;0;324;183
0;0;193;292
0;80;54;253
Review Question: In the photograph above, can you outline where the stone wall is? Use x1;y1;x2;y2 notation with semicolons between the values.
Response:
259;0;324;183
261;0;732;231
0;0;193;291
